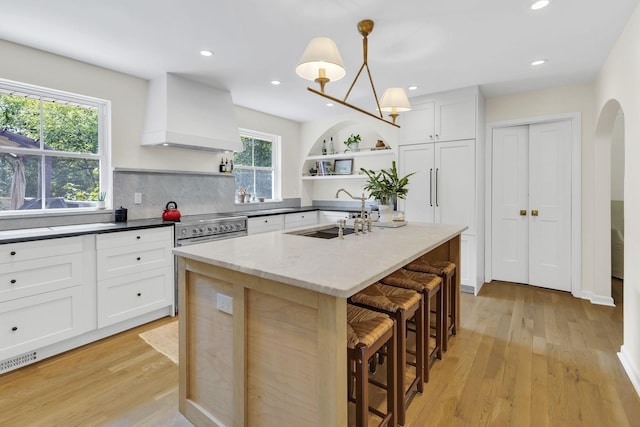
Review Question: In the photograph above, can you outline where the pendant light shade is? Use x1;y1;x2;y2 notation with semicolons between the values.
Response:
295;37;346;91
380;88;411;124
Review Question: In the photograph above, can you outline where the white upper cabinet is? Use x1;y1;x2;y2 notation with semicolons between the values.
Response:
400;91;476;145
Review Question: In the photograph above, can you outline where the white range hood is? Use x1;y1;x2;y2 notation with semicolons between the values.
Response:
141;73;243;152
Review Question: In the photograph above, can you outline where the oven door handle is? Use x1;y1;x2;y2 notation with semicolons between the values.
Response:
176;232;247;246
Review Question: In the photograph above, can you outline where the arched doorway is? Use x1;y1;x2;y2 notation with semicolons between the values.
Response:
594;99;625;306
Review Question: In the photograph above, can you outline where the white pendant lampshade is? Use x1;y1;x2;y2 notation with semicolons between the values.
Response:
380;88;411;112
380;88;411;124
296;37;346;92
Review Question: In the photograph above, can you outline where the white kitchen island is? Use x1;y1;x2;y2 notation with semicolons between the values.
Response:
174;222;466;427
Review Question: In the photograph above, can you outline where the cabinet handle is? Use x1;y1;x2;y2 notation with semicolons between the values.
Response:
435;168;439;207
10;279;16;284
531;210;539;217
429;135;434;141
11;326;17;332
435;134;439;140
136;257;141;261
520;210;527;216
10;251;16;256
137;293;142;297
264;220;268;223
136;236;141;240
429;168;433;207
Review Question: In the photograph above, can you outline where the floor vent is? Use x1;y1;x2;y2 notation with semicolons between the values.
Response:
0;351;37;373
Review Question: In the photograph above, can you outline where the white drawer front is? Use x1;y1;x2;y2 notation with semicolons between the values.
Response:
0;286;93;361
97;243;171;280
0;236;83;264
284;212;318;230
97;269;172;327
0;253;83;302
248;216;284;235
96;227;172;250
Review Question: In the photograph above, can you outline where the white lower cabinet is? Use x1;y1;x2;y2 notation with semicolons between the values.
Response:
0;226;174;373
98;268;173;327
318;210;352;224
0;286;93;362
284;211;318;229
96;227;173;328
0;235;95;367
248;215;284;235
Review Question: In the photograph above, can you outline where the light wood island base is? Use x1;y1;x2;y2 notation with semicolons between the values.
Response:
178;258;347;426
175;223;464;426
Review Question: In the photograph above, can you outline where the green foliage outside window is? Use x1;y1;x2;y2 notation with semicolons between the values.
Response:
0;91;102;211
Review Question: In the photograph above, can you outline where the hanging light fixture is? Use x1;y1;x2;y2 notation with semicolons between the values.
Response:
296;19;410;128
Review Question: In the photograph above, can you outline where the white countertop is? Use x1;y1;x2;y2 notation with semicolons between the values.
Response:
173;222;467;298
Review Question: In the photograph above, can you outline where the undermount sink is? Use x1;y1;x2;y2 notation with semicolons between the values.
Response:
288;226;355;239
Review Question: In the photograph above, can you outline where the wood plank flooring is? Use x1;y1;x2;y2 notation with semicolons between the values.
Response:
0;280;637;426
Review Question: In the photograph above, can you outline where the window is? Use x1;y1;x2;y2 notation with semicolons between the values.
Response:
0;78;110;213
234;129;280;201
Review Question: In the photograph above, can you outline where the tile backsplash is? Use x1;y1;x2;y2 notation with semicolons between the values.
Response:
0;168;300;231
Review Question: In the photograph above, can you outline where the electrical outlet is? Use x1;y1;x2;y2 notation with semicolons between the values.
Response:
134;192;142;204
216;293;233;315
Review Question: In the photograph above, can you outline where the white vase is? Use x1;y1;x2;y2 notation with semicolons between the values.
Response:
379;204;394;223
96;200;105;209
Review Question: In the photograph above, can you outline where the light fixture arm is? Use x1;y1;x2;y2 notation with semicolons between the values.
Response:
342;20;383;119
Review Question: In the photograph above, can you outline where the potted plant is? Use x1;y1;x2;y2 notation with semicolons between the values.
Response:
360;161;415;222
343;133;361;152
96;191;106;209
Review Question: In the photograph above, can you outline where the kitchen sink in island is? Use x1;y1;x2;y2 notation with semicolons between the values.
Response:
174;222;466;427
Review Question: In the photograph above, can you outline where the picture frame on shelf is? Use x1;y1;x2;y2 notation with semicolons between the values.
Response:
333;158;354;175
316;160;333;176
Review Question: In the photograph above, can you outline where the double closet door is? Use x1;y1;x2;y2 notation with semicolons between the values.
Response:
491;121;571;292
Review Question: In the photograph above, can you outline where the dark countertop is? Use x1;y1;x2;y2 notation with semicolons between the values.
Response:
0;218;174;245
0;206;365;244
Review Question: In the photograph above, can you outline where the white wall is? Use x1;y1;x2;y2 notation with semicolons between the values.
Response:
594;3;640;396
0;39;300;188
611;112;625;201
485;82;596;297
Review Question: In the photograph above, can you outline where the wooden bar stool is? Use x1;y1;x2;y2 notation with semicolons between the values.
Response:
405;259;457;351
380;268;443;383
350;282;423;426
347;304;397;427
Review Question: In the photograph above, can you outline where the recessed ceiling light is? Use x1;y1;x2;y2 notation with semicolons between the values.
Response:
270;80;281;85
531;59;547;66
408;85;418;91
531;0;550;10
326;103;334;107
200;50;213;57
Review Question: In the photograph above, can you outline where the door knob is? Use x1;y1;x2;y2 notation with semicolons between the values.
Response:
520;210;527;216
531;210;539;216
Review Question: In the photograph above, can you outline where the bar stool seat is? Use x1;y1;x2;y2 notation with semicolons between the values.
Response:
380;268;443;382
347;304;397;427
405;259;457;352
350;282;423;426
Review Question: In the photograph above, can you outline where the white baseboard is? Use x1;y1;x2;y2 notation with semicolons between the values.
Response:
618;345;640;398
581;290;615;307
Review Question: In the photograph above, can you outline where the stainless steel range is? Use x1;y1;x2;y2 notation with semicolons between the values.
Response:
174;213;248;246
173;213;248;313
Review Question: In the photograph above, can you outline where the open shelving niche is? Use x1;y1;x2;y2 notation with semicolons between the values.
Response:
302;124;395;181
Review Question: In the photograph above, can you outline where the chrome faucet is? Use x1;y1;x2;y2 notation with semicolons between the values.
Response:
335;188;367;229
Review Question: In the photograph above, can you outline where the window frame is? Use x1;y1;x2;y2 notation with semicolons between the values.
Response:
0;78;111;216
235;128;281;202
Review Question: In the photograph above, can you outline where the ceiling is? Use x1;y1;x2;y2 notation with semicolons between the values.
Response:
1;0;637;124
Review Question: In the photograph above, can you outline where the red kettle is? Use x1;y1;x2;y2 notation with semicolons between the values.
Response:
162;201;181;221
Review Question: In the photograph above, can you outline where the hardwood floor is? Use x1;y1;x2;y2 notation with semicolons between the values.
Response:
1;281;637;426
